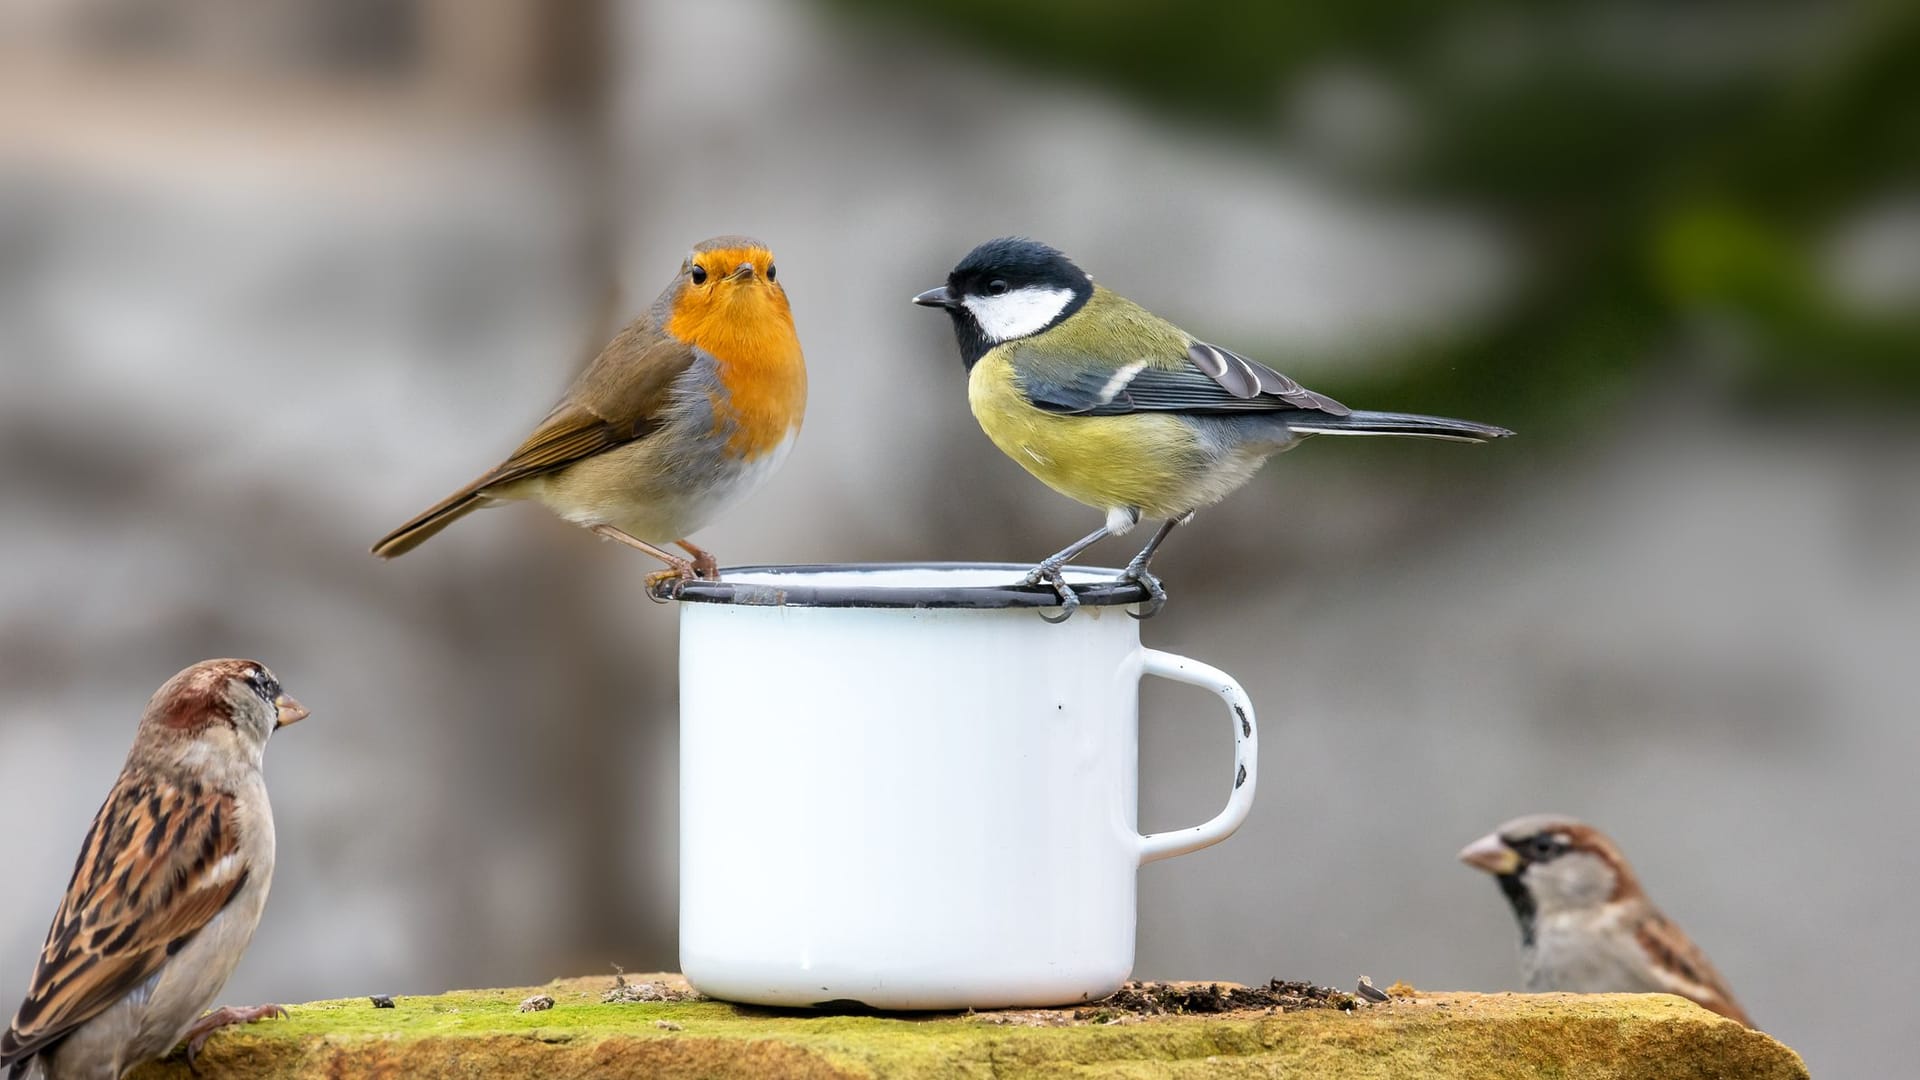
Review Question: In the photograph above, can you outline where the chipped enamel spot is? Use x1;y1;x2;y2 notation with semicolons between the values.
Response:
962;286;1075;343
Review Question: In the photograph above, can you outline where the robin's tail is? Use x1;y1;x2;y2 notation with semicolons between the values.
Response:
1289;410;1513;443
370;486;493;558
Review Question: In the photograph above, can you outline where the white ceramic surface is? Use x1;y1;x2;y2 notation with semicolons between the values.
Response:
677;565;1258;1010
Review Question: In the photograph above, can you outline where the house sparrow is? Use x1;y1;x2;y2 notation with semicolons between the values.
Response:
1;660;308;1079
1459;814;1752;1026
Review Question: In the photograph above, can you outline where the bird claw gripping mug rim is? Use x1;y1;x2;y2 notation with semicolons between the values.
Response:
652;560;1155;612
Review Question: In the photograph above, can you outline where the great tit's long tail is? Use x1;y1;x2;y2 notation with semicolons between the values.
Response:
1288;410;1513;443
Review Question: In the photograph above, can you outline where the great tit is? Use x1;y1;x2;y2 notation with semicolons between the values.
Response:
914;237;1511;620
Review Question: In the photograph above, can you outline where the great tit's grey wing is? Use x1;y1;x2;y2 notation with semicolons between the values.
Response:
1184;342;1350;413
1012;339;1350;417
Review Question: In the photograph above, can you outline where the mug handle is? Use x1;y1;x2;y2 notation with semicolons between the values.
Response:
1135;649;1259;866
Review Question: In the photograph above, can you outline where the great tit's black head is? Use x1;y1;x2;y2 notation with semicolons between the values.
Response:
1460;814;1641;945
913;237;1094;368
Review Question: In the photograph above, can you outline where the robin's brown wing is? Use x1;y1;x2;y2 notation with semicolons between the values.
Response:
473;322;699;490
369;322;701;556
1;776;251;1070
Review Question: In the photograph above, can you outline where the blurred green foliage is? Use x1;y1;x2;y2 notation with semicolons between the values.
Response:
836;0;1920;421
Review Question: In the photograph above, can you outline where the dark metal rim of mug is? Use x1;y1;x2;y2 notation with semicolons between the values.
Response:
650;562;1153;610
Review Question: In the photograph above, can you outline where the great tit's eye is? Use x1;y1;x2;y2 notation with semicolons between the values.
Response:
766;264;776;282
690;265;709;285
986;279;1009;296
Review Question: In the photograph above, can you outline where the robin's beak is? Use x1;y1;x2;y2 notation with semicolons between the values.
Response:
1458;832;1520;875
274;693;310;729
727;262;755;282
913;285;960;309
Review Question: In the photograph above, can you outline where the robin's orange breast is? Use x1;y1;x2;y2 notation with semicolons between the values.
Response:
669;294;807;459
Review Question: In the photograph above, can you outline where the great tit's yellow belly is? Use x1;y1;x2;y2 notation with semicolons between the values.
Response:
969;353;1219;519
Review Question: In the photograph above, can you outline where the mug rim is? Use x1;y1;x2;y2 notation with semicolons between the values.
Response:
653;562;1151;610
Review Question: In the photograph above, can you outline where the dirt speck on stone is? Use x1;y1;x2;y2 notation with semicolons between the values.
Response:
603;980;699;1005
1093;980;1360;1018
518;994;555;1013
966;981;1361;1028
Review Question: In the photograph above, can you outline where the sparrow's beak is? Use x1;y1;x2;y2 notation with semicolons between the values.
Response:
727;262;755;281
1459;832;1520;875
274;693;310;729
913;285;959;309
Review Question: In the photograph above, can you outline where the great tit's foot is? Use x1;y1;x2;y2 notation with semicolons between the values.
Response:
1120;565;1167;620
1024;562;1081;623
674;540;720;580
182;1004;287;1072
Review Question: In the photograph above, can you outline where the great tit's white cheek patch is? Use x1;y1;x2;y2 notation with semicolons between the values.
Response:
962;286;1075;342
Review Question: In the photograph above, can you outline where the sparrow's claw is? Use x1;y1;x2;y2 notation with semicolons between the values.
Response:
183;1004;288;1072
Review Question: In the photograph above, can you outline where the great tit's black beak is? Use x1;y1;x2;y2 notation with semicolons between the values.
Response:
913;285;960;309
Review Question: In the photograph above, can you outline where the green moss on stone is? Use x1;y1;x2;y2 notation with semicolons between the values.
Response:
126;975;1809;1079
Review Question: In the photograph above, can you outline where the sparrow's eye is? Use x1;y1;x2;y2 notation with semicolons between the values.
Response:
690;265;709;285
244;668;280;704
1525;836;1560;860
766;264;776;282
986;279;1009;296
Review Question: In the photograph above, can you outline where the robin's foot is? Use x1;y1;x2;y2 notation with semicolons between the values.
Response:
644;563;700;601
675;540;720;581
592;526;701;600
182;1004;287;1072
1119;564;1167;620
1023;561;1080;623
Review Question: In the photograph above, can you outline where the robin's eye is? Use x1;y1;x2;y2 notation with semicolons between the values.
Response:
766;264;776;282
986;279;1009;296
690;265;709;285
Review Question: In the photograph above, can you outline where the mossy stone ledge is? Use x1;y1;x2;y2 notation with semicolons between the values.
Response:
127;973;1808;1079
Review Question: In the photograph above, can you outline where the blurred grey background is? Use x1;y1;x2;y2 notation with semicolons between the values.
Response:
2;1;1915;1075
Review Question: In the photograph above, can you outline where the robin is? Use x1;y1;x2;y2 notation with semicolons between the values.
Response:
372;235;807;588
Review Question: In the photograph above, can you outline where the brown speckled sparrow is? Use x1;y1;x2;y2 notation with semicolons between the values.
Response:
1459;814;1752;1026
1;660;308;1080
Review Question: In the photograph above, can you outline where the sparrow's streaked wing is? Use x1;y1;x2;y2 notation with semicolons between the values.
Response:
1;775;249;1067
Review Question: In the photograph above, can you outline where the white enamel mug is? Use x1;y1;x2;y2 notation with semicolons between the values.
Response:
669;564;1258;1010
